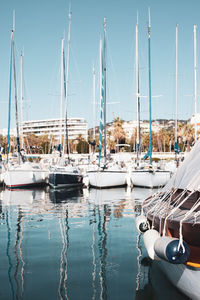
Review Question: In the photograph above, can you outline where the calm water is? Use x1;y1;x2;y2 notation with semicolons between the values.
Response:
0;186;189;300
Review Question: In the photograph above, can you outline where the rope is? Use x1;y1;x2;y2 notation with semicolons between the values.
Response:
162;189;195;236
178;194;200;251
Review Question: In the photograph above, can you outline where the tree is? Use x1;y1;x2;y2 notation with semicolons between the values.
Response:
112;117;126;152
76;140;89;153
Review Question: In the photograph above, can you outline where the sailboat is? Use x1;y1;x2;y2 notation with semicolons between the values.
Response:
4;17;47;189
48;11;83;189
131;12;171;188
136;135;200;300
87;19;128;188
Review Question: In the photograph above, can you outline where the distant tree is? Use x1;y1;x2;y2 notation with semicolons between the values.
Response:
76;140;89;154
112;117;126;152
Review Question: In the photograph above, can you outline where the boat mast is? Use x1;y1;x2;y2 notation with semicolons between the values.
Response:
7;29;13;163
136;14;141;165
92;65;96;146
63;10;71;159
143;9;152;165
98;36;103;166
103;18;107;167
148;9;152;165
12;13;21;164
174;24;179;161
20;52;24;150
194;24;197;142
59;38;64;151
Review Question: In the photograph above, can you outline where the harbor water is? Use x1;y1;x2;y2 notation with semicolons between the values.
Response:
0;186;189;300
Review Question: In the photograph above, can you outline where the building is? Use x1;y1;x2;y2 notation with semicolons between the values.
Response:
20;118;88;141
189;113;200;131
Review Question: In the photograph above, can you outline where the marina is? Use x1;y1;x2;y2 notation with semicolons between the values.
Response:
1;0;200;298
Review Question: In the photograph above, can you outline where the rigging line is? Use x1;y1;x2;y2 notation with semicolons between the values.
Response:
162;189;195;235
178;196;200;252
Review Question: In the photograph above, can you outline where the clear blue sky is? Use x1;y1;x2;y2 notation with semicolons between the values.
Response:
0;0;199;130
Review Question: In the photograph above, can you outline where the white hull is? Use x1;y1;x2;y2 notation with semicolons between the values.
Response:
88;170;127;188
131;170;171;188
4;163;47;188
159;260;200;300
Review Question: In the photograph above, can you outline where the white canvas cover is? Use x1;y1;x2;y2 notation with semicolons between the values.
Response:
163;139;200;192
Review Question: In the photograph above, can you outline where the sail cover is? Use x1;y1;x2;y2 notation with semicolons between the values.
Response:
163;139;200;192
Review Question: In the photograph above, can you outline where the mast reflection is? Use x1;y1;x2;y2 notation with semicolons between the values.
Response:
58;208;69;300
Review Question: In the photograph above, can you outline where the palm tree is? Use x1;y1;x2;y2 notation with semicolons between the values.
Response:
112;117;126;152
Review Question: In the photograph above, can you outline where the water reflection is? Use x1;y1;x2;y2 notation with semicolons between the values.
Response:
58;206;69;300
49;187;83;204
0;187;188;300
4;198;26;300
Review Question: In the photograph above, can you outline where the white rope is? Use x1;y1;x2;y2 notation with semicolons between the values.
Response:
193;209;200;224
162;189;192;236
142;190;162;208
178;194;200;251
147;189;176;230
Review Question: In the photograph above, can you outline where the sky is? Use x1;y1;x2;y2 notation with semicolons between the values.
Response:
0;0;200;131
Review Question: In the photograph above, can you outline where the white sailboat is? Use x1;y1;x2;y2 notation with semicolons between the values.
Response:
48;11;83;189
131;12;171;188
4;18;47;188
138;137;200;300
87;19;128;188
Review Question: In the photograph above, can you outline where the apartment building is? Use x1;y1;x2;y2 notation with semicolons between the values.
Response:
21;118;88;141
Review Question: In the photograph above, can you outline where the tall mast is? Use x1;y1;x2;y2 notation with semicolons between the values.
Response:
148;9;152;165
63;10;72;158
174;24;179;160
7;28;13;164
98;36;103;166
20;52;24;149
92;65;96;150
136;14;140;164
59;38;64;148
175;25;178;145
103;17;107;166
194;24;197;142
12;13;21;164
143;9;152;165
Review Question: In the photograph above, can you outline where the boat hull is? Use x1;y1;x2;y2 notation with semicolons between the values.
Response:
88;170;127;188
158;260;200;300
131;170;171;188
4;169;47;188
49;171;83;189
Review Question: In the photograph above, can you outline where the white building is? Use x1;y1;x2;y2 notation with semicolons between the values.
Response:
190;113;200;131
0;118;88;141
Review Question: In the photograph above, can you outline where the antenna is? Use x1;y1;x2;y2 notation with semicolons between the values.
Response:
137;11;139;25
12;10;15;32
69;2;72;17
148;7;151;28
104;17;106;30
